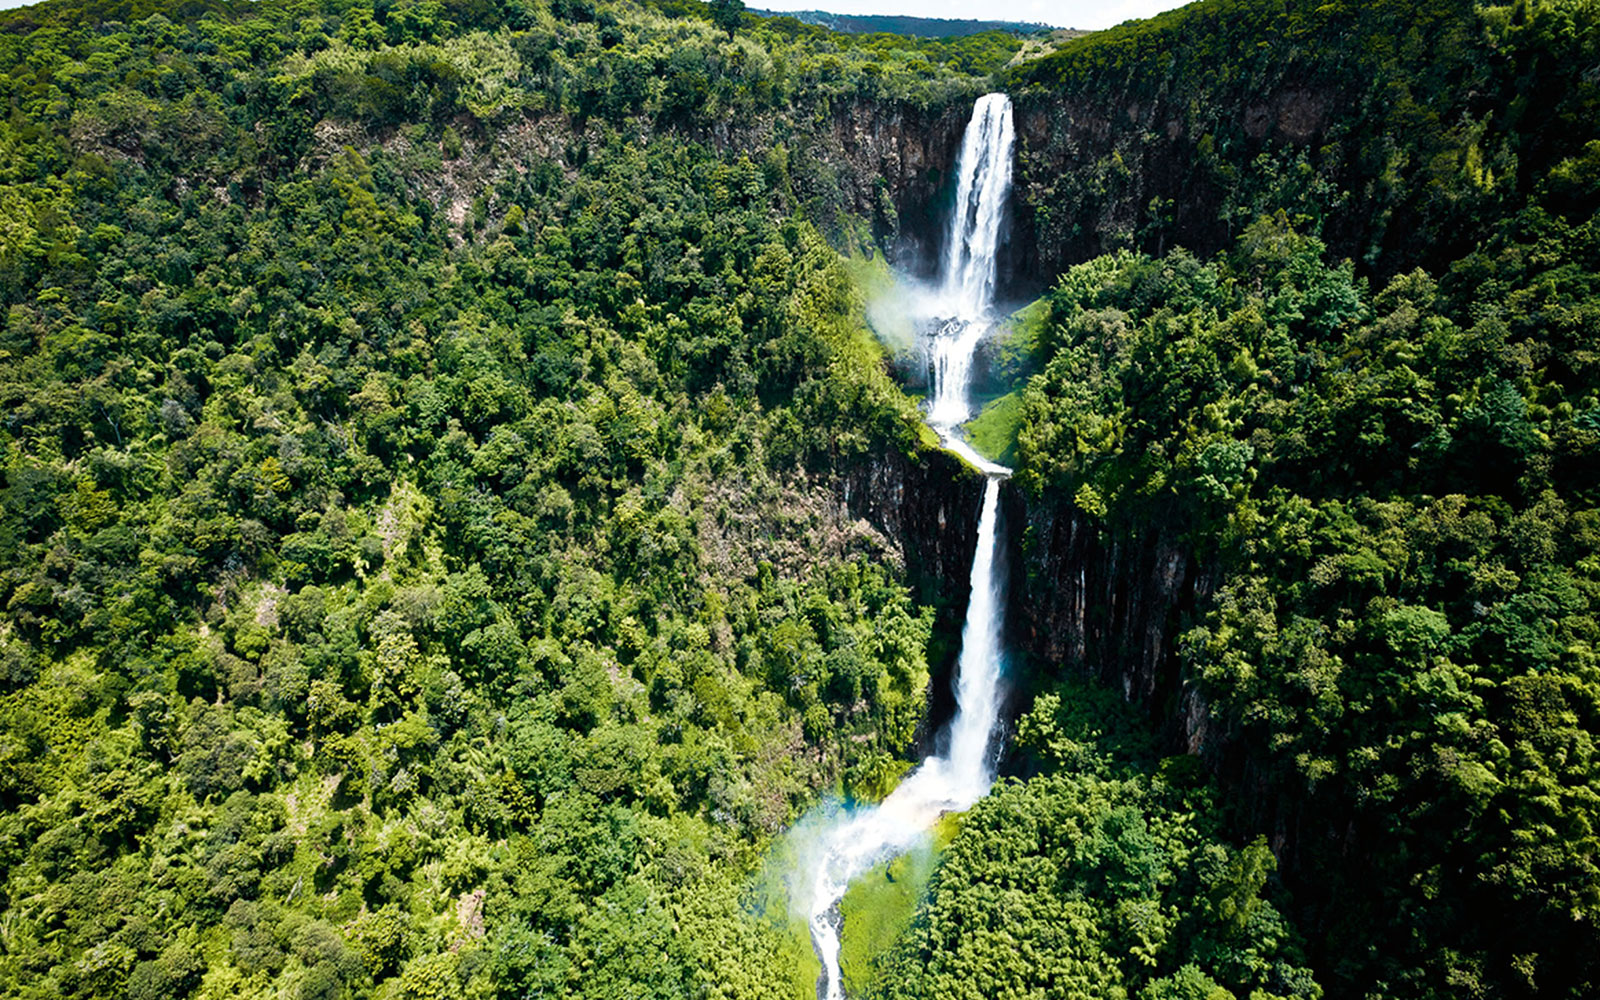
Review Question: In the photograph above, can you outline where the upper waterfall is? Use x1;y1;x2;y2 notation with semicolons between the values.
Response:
927;92;1015;473
806;92;1016;1000
941;92;1015;321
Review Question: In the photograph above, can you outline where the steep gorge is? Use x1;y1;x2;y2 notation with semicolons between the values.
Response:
9;2;1597;998
808;94;1017;999
834;9;1600;996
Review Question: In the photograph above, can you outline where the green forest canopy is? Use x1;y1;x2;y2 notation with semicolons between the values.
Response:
0;1;979;996
0;0;1597;999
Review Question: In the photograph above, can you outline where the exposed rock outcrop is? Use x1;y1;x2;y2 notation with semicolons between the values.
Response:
840;445;985;604
840;445;987;740
1007;84;1339;289
1001;486;1219;752
797;97;976;275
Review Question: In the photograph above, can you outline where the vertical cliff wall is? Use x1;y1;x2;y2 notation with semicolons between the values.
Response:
841;446;985;607
792;96;976;275
841;446;987;739
997;0;1541;288
1001;486;1219;750
1007;83;1337;287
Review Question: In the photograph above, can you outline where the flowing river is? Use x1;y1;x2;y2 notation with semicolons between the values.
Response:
806;92;1015;1000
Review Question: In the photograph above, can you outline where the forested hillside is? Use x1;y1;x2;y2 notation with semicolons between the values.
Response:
0;1;998;996
997;1;1600;997
2;0;1598;999
862;680;1321;1000
1005;0;1600;285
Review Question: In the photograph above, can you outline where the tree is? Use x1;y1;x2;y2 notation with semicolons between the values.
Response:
710;0;743;39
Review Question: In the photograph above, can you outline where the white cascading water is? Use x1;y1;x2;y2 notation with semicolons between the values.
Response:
928;91;1014;445
806;92;1014;1000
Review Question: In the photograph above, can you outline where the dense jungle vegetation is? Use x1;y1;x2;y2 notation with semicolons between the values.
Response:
1006;0;1600;281
2;0;1597;998
858;680;1321;1000
1002;1;1600;997
0;1;1009;997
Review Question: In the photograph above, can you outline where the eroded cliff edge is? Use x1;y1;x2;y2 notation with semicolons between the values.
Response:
996;485;1350;966
1000;487;1216;747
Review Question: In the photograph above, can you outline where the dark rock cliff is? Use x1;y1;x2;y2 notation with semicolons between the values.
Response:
793;96;975;276
840;444;985;603
1000;485;1220;751
841;445;987;739
1007;84;1339;289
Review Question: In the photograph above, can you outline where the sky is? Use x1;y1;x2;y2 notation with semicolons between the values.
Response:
0;0;1192;29
753;0;1189;31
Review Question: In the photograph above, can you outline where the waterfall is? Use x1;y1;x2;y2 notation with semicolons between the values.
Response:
806;93;1014;1000
927;92;1015;454
941;92;1014;319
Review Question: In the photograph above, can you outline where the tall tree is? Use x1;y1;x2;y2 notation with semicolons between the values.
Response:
710;0;744;39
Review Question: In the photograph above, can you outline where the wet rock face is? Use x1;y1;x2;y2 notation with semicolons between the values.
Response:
1001;484;1217;752
775;94;1029;296
838;446;986;745
812;97;974;277
838;446;985;602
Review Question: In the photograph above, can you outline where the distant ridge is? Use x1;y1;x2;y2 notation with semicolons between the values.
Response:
749;8;1057;37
